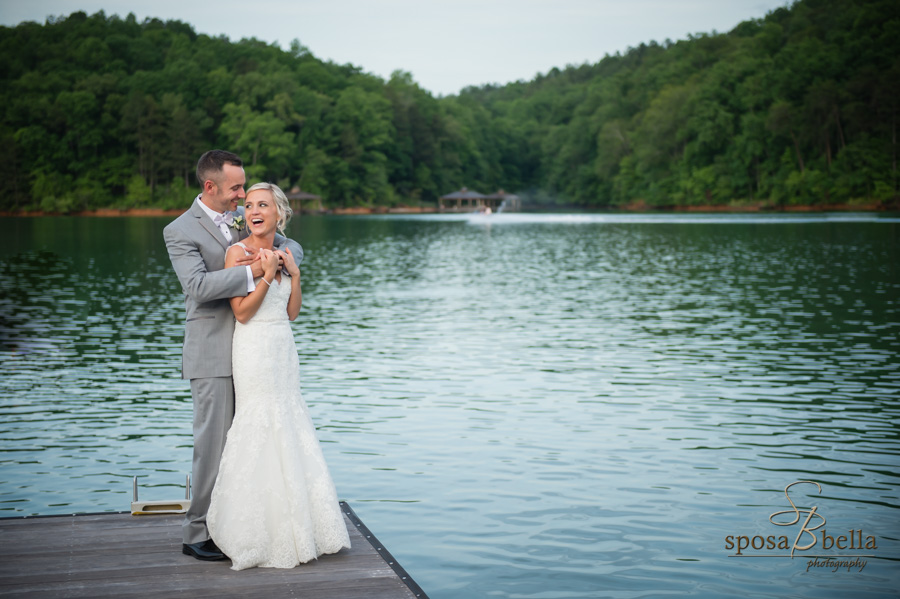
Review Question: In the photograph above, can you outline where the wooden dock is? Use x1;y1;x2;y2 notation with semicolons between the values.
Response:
0;502;427;598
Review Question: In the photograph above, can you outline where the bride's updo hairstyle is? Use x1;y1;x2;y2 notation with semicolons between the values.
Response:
247;182;293;234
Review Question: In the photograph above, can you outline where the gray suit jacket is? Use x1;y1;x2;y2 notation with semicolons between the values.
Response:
164;199;303;379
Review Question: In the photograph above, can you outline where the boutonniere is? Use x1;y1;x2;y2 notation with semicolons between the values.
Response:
228;214;245;231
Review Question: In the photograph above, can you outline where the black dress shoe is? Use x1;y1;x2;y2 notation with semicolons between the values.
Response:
182;539;227;561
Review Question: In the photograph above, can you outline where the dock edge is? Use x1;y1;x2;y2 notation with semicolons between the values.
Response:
340;501;430;599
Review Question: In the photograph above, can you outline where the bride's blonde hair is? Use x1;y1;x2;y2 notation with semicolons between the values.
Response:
246;182;293;234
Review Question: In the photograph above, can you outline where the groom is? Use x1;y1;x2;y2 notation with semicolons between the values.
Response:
164;150;303;561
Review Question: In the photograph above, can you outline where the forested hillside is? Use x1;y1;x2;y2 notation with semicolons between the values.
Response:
0;0;897;212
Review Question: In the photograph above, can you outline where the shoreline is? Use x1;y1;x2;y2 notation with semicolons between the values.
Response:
0;202;894;217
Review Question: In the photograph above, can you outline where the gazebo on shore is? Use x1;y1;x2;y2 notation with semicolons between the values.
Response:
438;187;485;212
438;187;520;212
286;187;323;213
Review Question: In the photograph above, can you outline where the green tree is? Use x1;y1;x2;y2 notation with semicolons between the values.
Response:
219;102;295;181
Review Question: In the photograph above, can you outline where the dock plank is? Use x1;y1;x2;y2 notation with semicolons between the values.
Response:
0;503;426;599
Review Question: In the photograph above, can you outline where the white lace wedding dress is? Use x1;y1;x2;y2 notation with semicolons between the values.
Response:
208;249;350;570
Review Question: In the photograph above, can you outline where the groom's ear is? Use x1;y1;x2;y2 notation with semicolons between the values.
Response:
202;178;216;195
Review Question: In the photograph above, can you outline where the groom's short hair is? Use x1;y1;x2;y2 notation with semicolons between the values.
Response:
196;150;243;187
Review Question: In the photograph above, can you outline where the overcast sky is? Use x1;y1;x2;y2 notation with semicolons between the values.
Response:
0;0;790;96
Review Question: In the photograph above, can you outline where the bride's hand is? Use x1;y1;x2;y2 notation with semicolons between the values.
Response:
276;248;300;277
259;248;279;280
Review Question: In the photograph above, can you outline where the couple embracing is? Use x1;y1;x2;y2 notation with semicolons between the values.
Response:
163;150;350;570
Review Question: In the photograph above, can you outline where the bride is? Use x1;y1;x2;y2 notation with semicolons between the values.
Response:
207;182;350;570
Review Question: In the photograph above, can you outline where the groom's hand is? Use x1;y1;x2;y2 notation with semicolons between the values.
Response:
234;245;258;267
233;246;264;278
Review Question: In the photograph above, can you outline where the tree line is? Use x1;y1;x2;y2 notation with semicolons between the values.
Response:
0;0;897;212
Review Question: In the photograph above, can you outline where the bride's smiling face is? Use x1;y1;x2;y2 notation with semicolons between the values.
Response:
244;189;279;235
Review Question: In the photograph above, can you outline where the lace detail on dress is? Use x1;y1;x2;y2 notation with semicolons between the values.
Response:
207;245;350;570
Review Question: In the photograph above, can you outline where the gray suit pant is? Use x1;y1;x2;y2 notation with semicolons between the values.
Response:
183;376;235;544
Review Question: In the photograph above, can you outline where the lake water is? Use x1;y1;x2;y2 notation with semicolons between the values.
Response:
1;212;899;598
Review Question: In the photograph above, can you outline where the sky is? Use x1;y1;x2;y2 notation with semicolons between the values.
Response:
0;0;790;96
